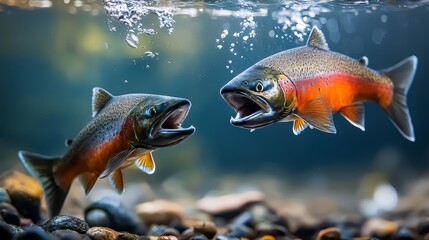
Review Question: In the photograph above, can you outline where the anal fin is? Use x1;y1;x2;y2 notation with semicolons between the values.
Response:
109;170;124;194
293;116;309;135
340;103;365;131
296;96;336;134
79;172;98;195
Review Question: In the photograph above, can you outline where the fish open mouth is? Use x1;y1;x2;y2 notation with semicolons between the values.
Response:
150;100;195;146
221;91;274;128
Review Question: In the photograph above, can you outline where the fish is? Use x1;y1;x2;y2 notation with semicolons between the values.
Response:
18;87;195;217
220;26;417;141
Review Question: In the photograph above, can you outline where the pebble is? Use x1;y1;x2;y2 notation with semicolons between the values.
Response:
157;236;179;240
136;200;183;226
197;191;265;221
392;226;418;240
0;187;11;203
255;222;289;236
316;227;341;240
42;215;89;233
51;229;85;240
0;221;22;239
191;220;217;239
362;218;398;238
189;234;208;240
15;224;50;240
0;171;44;223
148;225;180;237
86;226;119;240
0;202;21;226
417;218;429;236
85;196;145;234
226;223;256;239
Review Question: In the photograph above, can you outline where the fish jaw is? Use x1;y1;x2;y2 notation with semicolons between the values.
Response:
128;97;195;149
221;90;277;128
220;65;288;129
148;99;195;147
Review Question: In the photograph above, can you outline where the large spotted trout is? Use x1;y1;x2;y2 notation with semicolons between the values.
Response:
18;87;195;217
220;26;417;141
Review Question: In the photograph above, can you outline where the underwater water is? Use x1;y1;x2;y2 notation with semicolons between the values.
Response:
1;0;429;221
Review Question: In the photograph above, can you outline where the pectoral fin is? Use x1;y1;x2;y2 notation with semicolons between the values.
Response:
340;103;365;131
293;116;309;135
296;96;336;134
79;172;98;195
132;151;156;175
109;170;124;194
99;148;134;179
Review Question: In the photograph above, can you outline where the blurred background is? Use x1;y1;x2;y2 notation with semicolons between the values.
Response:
0;0;428;217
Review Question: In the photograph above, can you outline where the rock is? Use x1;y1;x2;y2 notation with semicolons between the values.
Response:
148;225;180;237
392;227;418;240
249;204;281;225
255;222;289;237
85;196;145;234
197;191;265;221
293;225;318;240
316;227;341;240
417;218;429;236
86;226;119;240
42;215;89;233
157;236;178;240
189;234;208;240
117;232;140;240
0;221;20;240
52;229;85;240
0;171;43;223
362;218;398;239
179;228;195;240
258;236;276;240
15;224;50;240
191;220;217;239
215;236;240;240
136;200;183;227
0;202;20;226
0;187;11;203
226;223;256;239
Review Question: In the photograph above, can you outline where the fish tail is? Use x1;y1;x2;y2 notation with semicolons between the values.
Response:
382;55;418;142
18;151;68;217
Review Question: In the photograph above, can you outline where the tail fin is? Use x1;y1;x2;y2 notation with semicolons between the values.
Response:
18;151;68;217
381;56;418;142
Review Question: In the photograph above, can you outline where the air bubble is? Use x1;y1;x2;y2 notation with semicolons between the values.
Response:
126;32;139;48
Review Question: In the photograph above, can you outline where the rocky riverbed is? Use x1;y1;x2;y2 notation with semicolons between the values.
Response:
1;170;429;240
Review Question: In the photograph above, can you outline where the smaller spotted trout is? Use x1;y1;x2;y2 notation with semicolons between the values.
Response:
220;26;417;141
18;88;195;217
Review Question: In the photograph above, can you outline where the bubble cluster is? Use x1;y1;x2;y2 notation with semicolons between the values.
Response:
103;0;176;48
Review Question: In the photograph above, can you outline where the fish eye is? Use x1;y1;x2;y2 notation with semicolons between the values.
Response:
255;81;264;92
149;107;157;117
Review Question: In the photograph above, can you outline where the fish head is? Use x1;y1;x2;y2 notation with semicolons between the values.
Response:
127;96;195;148
220;65;296;129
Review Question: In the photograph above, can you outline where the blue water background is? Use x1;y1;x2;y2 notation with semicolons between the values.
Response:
0;2;428;195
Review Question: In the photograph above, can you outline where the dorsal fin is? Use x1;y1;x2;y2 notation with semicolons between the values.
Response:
92;87;113;117
307;26;329;51
359;56;369;66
